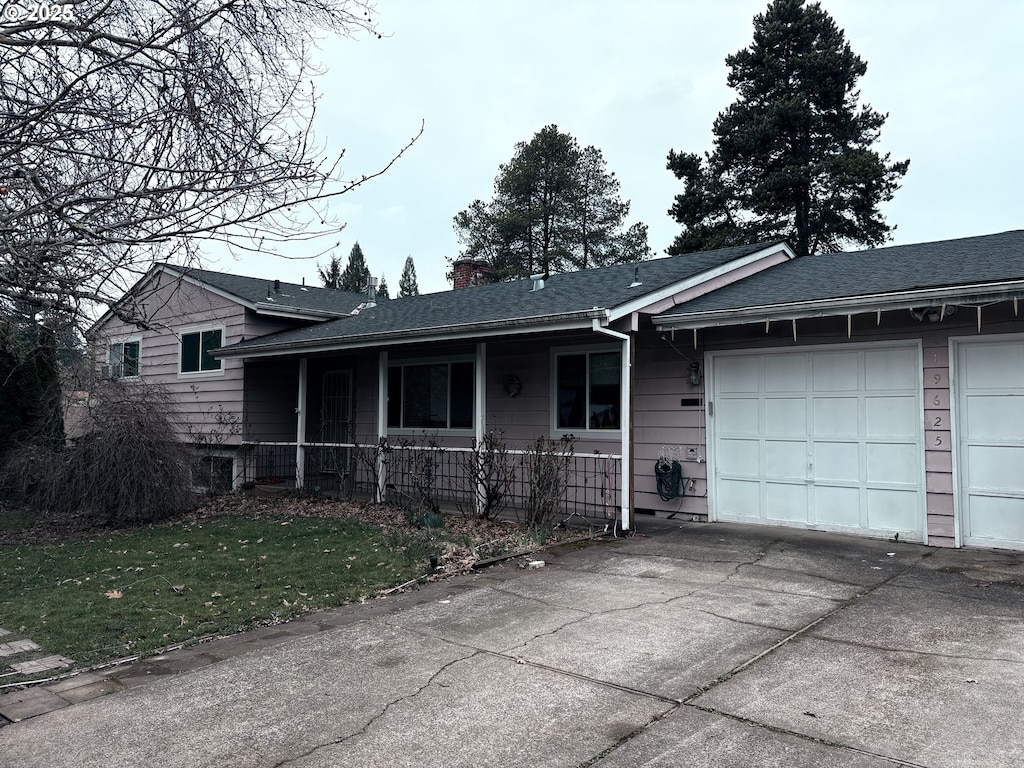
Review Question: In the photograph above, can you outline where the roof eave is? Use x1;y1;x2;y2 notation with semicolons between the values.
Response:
655;280;1024;331
215;308;611;359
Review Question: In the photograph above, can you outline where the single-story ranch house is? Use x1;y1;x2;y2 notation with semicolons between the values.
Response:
90;230;1024;551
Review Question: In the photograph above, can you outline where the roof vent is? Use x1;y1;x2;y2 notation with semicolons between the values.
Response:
530;273;545;291
628;266;642;288
274;279;281;293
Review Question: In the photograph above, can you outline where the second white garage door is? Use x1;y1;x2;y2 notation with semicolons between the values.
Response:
708;343;926;541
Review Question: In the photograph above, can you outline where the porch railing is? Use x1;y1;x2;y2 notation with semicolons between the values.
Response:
238;441;621;526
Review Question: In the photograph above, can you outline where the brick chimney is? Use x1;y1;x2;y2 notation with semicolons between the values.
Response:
451;259;497;290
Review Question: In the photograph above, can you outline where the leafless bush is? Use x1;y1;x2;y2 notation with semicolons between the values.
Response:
456;431;515;520
521;435;577;528
0;379;196;526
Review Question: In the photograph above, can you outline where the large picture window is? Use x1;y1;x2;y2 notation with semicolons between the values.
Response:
555;349;621;431
180;328;223;374
108;339;140;378
387;361;474;430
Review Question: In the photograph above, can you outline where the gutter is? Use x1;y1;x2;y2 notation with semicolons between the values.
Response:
214;308;610;359
655;280;1024;331
592;317;632;532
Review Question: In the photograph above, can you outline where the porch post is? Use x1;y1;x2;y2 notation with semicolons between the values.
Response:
295;357;308;489
376;350;388;503
475;342;487;516
591;320;632;531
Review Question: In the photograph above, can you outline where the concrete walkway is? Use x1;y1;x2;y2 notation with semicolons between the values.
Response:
1;520;1023;767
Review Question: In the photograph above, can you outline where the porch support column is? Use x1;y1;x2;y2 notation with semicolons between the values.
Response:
376;350;388;503
474;342;487;516
295;357;308;489
591;320;632;531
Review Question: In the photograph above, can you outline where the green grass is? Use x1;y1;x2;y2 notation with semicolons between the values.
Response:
0;515;436;669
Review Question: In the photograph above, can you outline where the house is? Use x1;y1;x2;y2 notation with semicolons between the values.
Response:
92;231;1024;551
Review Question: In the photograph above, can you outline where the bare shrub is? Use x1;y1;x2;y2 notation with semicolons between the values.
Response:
521;435;577;528
456;431;515;520
0;379;196;526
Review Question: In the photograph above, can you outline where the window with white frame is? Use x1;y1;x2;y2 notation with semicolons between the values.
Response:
179;327;223;374
554;348;621;431
387;360;474;430
108;339;140;378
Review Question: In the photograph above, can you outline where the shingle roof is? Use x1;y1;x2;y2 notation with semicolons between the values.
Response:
220;241;781;354
164;264;368;317
656;230;1024;323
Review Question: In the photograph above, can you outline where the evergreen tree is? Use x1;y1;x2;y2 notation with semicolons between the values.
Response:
339;242;371;293
318;254;343;289
398;256;420;297
454;125;649;280
377;275;390;300
666;0;909;258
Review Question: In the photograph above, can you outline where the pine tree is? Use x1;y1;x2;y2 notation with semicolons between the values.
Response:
377;275;390;300
398;256;419;297
318;254;343;289
454;125;649;280
339;242;371;293
666;0;909;258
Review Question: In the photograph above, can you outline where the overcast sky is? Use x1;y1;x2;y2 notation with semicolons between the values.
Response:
211;0;1024;295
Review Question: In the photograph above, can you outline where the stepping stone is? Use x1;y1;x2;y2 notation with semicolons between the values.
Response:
0;628;10;637
0;639;40;657
11;655;74;675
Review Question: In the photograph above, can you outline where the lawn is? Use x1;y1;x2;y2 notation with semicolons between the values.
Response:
0;498;472;675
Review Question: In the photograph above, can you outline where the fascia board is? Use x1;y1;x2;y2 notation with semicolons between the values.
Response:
655;280;1024;330
215;309;609;359
607;243;796;322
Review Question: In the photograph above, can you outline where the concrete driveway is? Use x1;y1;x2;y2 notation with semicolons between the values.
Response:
1;520;1023;767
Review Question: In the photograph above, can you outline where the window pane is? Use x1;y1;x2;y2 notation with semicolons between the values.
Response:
589;352;620;430
387;367;402;428
557;354;587;429
450;362;474;429
122;341;140;377
200;330;222;371
403;364;448;428
181;333;200;373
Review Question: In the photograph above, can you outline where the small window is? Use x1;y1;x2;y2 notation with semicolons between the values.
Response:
387;360;474;430
108;340;140;378
180;328;223;374
556;350;621;431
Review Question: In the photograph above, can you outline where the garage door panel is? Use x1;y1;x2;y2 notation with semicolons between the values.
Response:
765;440;806;479
812;353;860;391
765;355;807;392
866;489;921;532
814;486;861;527
765;483;807;522
718;398;759;434
966;496;1024;545
717;438;760;476
812;397;858;436
963;395;1024;440
963;343;1024;388
866;443;920;485
813;442;860;482
717;356;760;393
765;398;807;435
866;396;919;437
964;445;1024;491
865;347;919;390
718;479;761;520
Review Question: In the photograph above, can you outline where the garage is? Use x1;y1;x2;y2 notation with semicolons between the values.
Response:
707;343;926;541
954;336;1024;550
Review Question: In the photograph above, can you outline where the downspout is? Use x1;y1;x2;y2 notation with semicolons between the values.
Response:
376;351;388;503
295;357;308;489
592;319;631;531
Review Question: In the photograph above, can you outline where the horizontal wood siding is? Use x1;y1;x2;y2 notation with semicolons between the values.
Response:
633;330;708;517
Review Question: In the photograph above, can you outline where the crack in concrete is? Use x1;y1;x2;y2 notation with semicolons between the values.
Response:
270;652;477;768
800;633;1024;666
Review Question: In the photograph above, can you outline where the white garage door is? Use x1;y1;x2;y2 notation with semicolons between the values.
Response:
709;344;926;541
956;338;1024;550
